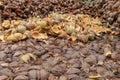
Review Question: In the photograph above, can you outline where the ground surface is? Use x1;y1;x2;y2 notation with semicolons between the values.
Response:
0;0;120;80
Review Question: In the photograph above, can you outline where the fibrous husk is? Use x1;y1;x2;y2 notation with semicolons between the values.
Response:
1;0;119;34
1;13;111;42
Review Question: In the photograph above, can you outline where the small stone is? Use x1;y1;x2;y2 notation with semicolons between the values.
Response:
14;75;28;80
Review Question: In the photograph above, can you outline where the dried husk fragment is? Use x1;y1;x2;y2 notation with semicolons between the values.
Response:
49;26;60;36
32;31;48;40
36;20;47;29
21;53;36;63
6;34;17;41
14;33;23;40
6;28;17;35
25;22;36;30
2;20;10;29
6;33;24;41
17;25;26;33
24;30;32;38
1;13;111;42
0;35;4;41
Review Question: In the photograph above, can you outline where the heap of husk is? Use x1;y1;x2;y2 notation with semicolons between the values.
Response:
0;13;111;42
